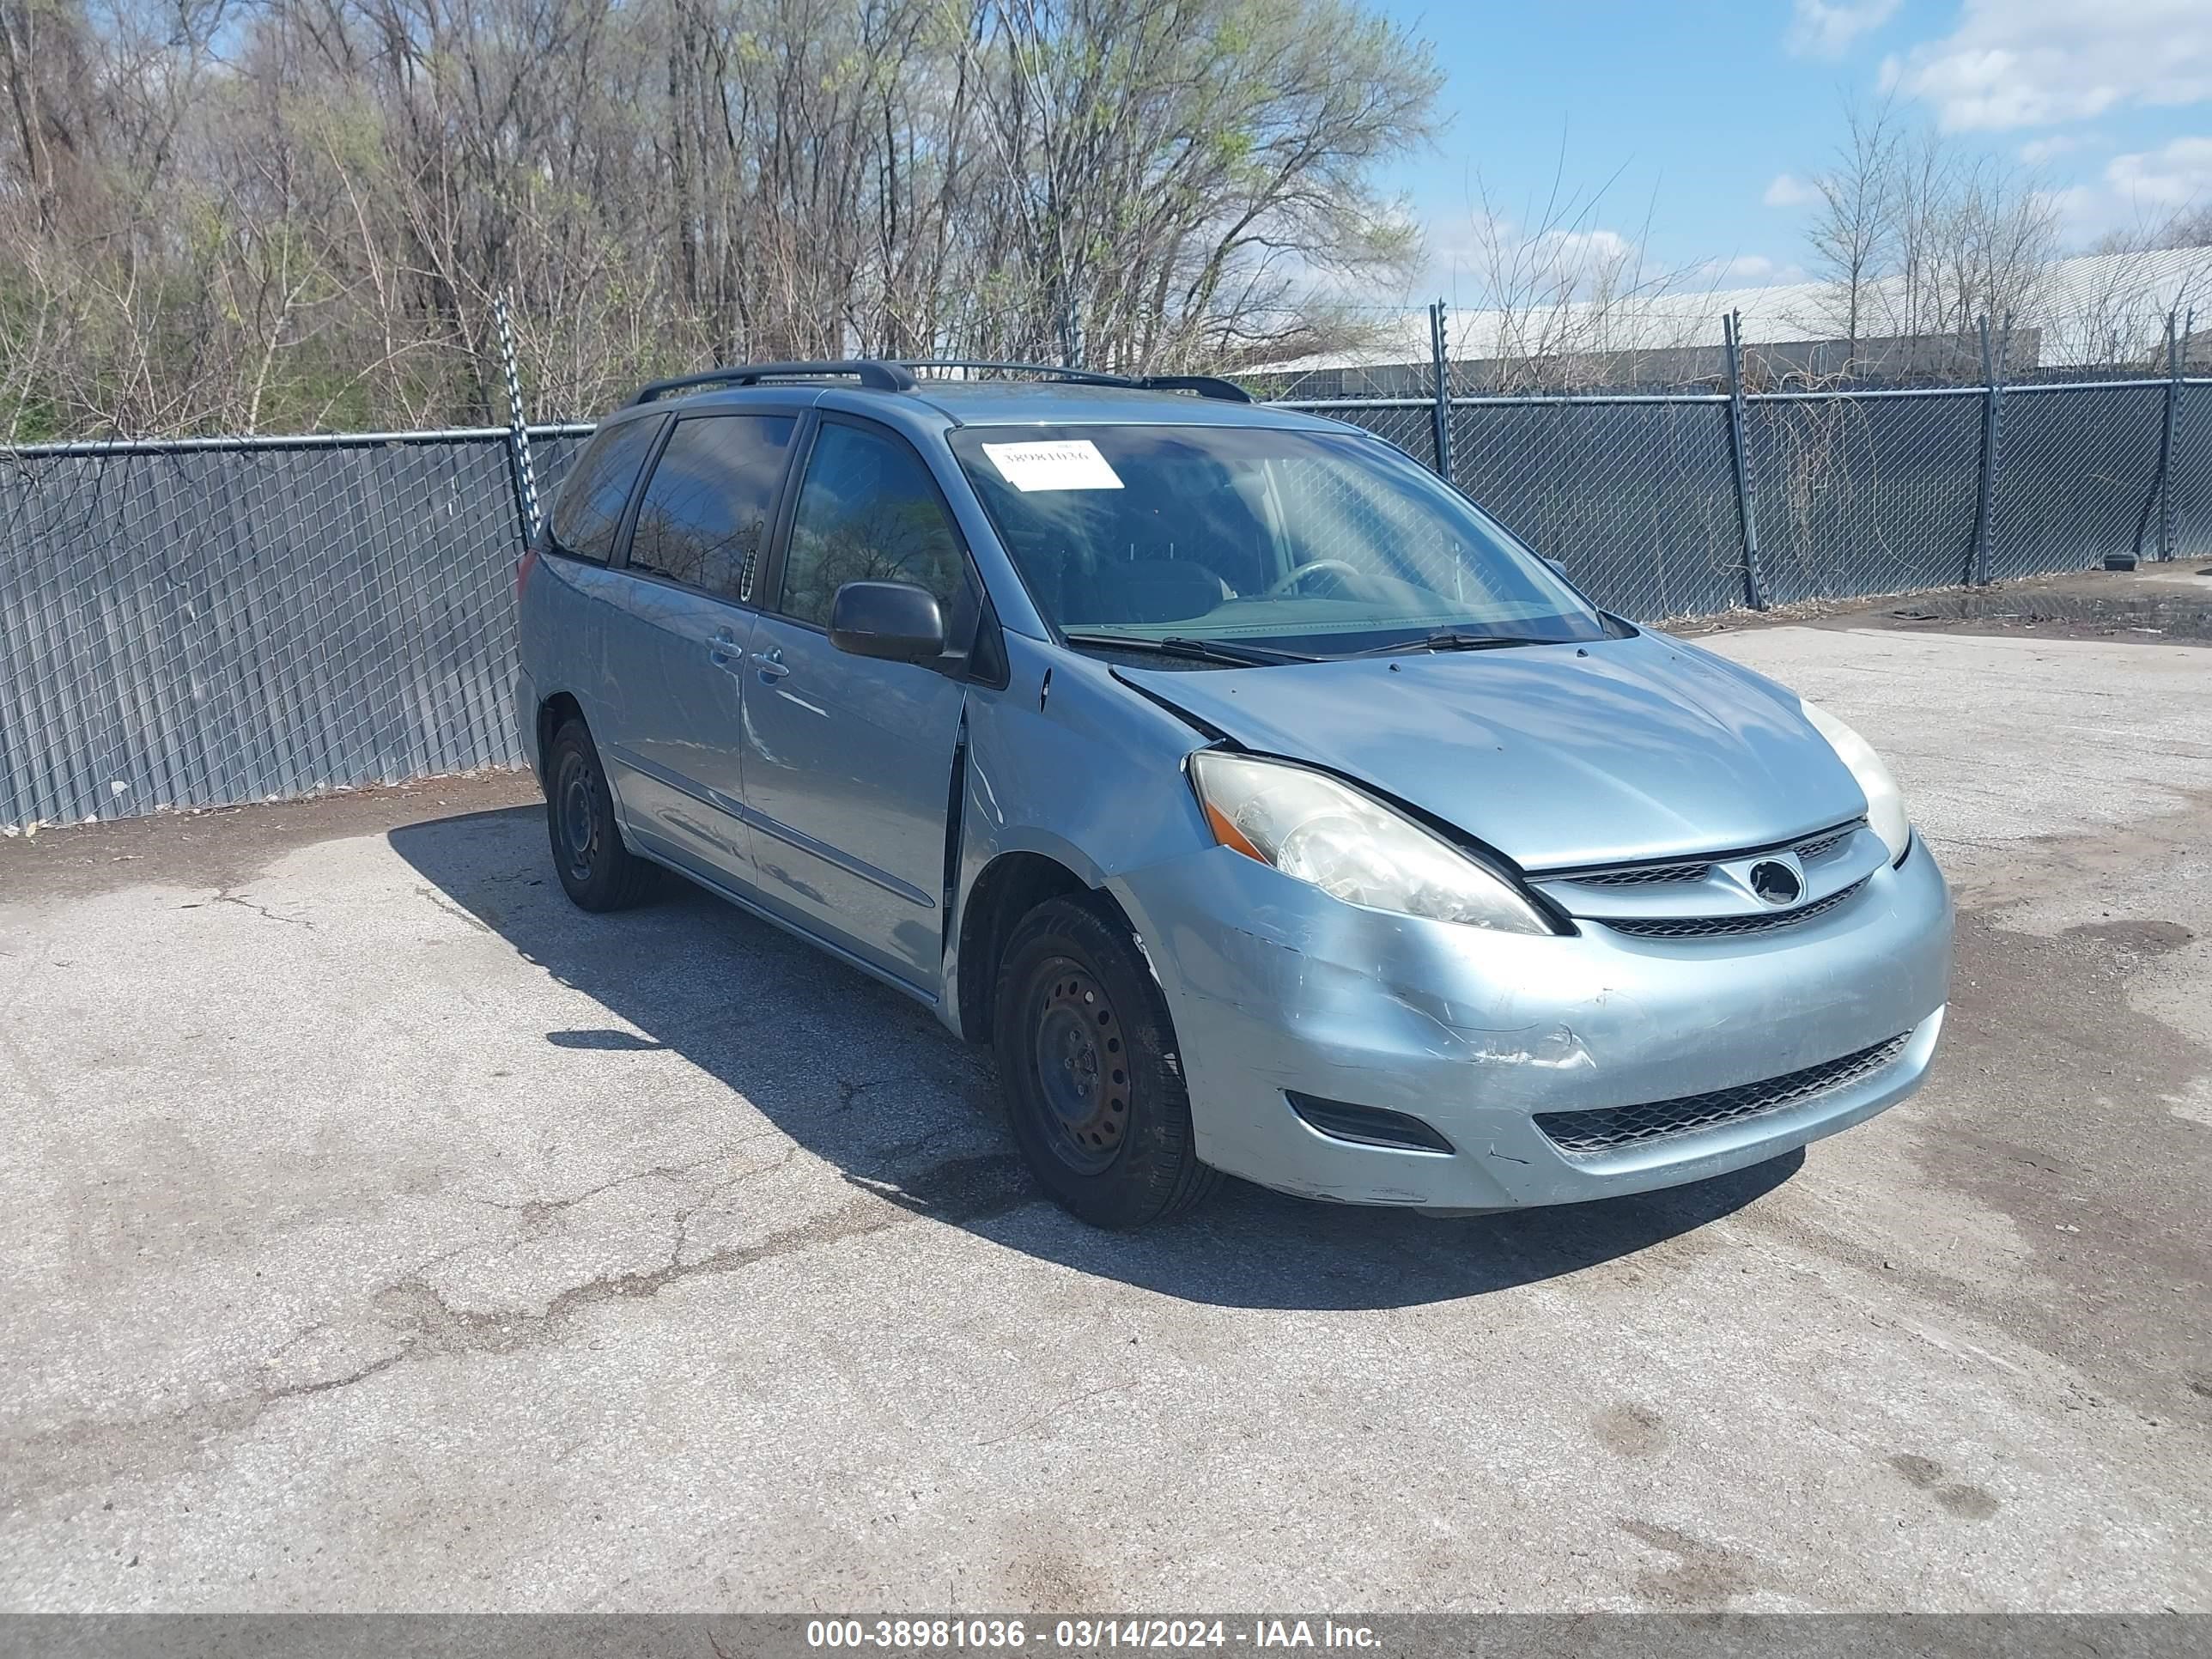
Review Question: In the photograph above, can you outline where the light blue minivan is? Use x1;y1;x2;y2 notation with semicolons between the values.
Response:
515;361;1951;1228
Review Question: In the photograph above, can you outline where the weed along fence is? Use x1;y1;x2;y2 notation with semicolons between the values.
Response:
3;360;2208;832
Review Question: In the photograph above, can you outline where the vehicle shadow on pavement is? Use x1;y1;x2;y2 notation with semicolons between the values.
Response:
391;805;1799;1311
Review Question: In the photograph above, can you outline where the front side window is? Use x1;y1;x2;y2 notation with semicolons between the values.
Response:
627;414;796;600
779;422;969;628
947;423;1608;658
548;417;660;563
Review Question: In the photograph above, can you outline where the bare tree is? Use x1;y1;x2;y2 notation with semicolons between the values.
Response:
1802;98;1898;368
0;0;1440;440
1787;100;2057;381
1443;152;1708;393
2156;202;2212;250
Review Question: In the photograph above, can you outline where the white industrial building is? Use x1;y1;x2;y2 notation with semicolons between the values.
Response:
1256;246;2212;395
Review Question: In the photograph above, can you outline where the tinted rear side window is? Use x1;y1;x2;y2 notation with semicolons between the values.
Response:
628;414;797;602
549;418;659;563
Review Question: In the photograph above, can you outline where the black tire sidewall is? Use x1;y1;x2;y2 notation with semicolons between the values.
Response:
994;895;1206;1229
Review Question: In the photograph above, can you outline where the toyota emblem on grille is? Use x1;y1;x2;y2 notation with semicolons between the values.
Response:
1748;859;1803;906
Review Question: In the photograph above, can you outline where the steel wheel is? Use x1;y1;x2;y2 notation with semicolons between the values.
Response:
993;895;1219;1228
1030;957;1132;1175
543;719;656;912
555;750;601;884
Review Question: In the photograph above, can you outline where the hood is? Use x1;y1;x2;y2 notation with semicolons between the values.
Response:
1118;633;1867;871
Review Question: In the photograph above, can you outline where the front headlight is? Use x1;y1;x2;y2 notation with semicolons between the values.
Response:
1187;750;1556;933
1799;699;1911;862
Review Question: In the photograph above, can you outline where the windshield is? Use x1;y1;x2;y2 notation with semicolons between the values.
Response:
948;422;1609;659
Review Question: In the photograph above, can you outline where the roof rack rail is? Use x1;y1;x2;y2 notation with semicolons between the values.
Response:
1134;374;1253;404
898;361;1252;404
629;360;916;404
902;360;1127;388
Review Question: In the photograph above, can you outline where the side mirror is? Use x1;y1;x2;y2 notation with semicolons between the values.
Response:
1544;556;1571;579
829;580;946;664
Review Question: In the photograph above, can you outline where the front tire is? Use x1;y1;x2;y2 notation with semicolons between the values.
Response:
545;719;656;912
994;894;1219;1229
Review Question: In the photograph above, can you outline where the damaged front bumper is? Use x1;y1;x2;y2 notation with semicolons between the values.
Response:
1111;838;1952;1209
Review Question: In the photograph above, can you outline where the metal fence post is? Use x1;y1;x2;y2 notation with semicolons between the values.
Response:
1721;311;1769;611
1060;298;1086;371
493;290;541;544
1427;301;1454;480
1970;313;2011;586
2158;308;2191;562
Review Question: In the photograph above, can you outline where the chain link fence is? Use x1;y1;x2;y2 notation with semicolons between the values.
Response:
3;378;2208;831
0;432;536;834
1747;390;1988;605
1302;378;2209;614
1448;396;1744;619
1987;381;2172;581
2175;381;2212;562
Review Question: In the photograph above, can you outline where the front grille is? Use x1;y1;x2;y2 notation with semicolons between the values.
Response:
1534;1032;1912;1156
1602;878;1868;938
1576;860;1712;887
1548;819;1864;890
1794;821;1862;862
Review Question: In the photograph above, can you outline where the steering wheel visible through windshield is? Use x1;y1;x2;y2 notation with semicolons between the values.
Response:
947;422;1611;659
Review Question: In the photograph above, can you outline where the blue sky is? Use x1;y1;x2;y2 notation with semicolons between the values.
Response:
1371;0;2212;304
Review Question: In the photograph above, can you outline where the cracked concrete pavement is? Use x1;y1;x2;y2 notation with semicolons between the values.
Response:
0;624;2207;1612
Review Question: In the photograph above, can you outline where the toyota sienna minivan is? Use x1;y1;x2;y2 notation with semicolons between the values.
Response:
514;360;1951;1229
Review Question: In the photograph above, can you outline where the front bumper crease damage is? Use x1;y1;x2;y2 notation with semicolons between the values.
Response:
1110;837;1953;1210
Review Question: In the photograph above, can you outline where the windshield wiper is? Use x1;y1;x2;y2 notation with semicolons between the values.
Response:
1060;632;1315;666
1336;630;1565;659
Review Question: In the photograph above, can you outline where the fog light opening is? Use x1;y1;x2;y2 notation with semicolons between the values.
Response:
1285;1092;1456;1155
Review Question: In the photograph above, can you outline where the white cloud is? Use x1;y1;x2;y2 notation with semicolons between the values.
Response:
1531;228;1636;272
1887;0;2212;131
2027;138;2212;238
1787;0;1901;59
1425;218;1646;303
2105;135;2212;208
1763;172;1820;208
2019;133;2095;165
1697;253;1806;287
2035;184;2101;232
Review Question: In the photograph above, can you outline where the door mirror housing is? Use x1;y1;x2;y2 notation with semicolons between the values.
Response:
829;580;946;664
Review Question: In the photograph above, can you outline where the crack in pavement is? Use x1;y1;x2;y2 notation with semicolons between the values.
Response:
415;884;494;935
459;1128;796;1240
836;1077;899;1112
212;887;316;930
2;1198;893;1510
2;1150;1036;1508
371;1184;894;1364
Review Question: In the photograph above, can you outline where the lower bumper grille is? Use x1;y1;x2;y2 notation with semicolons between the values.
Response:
1534;1031;1912;1156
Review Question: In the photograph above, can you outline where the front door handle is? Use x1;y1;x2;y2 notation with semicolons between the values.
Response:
708;629;744;671
749;647;789;681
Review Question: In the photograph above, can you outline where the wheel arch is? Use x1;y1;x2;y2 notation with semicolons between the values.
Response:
955;849;1144;1043
536;691;587;787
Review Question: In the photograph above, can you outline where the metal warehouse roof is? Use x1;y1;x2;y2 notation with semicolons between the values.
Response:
1261;247;2212;374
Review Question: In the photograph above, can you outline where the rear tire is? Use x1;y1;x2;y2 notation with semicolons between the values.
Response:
994;894;1219;1229
545;719;656;912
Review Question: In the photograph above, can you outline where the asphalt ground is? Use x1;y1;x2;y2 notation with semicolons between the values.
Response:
1;623;2207;1612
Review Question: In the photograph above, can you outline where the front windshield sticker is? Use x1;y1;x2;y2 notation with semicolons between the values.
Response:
980;439;1125;493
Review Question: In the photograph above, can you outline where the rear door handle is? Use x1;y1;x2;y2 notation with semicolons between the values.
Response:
749;647;789;681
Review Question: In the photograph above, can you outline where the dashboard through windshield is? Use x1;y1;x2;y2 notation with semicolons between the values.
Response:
947;422;1610;659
